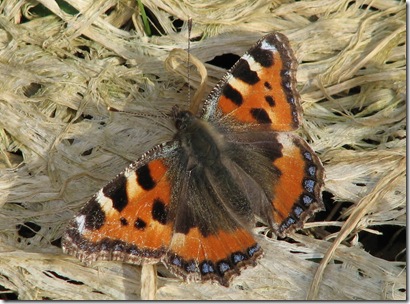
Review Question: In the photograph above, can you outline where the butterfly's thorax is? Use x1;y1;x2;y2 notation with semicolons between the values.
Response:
174;110;225;169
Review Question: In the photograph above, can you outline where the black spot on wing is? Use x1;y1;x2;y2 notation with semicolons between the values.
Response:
222;83;243;106
134;218;147;230
265;95;275;106
232;59;260;85
136;164;156;190
264;81;272;90
152;199;168;224
120;217;128;226
103;173;128;212
250;108;272;124
249;45;274;67
81;197;105;230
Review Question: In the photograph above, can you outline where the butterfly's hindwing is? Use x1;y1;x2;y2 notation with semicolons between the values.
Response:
223;130;324;237
270;132;324;236
163;114;263;285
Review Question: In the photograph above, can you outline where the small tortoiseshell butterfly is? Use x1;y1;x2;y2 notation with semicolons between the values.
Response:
62;32;324;287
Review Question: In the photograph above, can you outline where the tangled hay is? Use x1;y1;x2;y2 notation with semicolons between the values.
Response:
0;0;405;300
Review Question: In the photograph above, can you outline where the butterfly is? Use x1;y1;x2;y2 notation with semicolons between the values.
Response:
62;32;324;287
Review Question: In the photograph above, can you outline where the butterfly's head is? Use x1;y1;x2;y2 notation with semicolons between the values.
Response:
173;106;195;131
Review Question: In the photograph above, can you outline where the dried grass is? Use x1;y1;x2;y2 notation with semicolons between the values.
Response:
0;0;406;300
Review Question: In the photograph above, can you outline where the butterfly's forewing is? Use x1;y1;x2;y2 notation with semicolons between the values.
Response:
62;144;177;265
202;32;302;131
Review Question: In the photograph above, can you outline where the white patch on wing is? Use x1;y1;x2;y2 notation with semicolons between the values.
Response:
260;39;278;52
243;54;262;72
228;77;250;101
96;189;115;215
170;232;187;248
75;215;86;233
276;133;298;156
124;169;141;200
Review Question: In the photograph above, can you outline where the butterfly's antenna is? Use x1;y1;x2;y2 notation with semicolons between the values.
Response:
187;17;193;106
107;106;175;132
107;106;168;119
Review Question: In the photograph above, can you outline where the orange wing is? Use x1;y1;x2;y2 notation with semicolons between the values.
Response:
62;153;174;265
270;133;324;237
165;227;261;286
202;32;301;131
223;130;324;238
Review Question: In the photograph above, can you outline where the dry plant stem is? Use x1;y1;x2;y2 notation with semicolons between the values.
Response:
141;264;157;300
307;157;406;300
165;48;209;114
0;0;404;300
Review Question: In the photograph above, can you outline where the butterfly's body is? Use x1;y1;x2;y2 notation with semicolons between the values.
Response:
174;109;224;170
63;32;324;286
